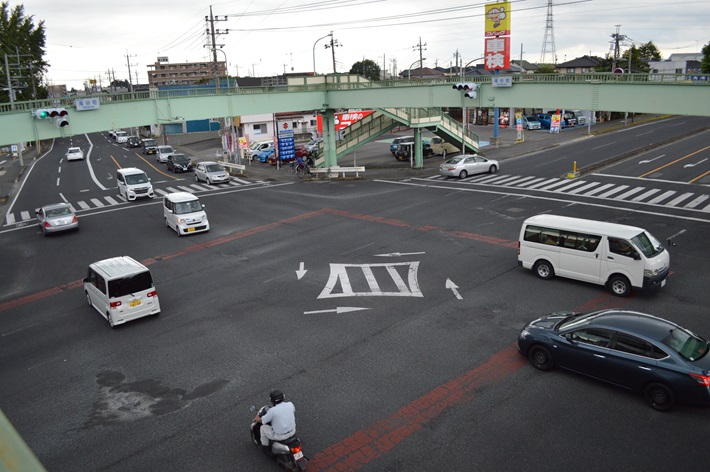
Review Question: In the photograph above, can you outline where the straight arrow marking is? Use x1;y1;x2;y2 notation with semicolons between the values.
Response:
303;307;371;315
445;278;463;300
296;262;307;280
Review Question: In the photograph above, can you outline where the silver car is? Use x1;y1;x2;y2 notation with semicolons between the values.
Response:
439;154;499;179
156;145;175;163
35;203;79;236
194;161;230;184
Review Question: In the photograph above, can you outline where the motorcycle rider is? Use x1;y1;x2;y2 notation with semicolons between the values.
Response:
254;390;296;454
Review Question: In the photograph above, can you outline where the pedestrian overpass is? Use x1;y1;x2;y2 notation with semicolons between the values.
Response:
1;73;708;168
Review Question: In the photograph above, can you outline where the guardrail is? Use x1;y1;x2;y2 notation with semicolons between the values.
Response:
309;166;365;178
218;161;245;175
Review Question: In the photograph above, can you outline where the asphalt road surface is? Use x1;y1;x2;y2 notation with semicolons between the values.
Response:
1;123;710;471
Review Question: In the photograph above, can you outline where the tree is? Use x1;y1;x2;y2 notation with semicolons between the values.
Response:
349;59;381;81
0;2;48;102
534;64;557;74
702;42;710;74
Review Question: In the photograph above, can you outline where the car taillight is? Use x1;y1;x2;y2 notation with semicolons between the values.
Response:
518;240;521;255
290;444;302;454
72;216;78;223
43;221;52;228
689;373;710;386
110;301;122;309
147;290;157;298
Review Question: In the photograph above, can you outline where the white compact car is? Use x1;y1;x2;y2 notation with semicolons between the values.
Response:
66;147;84;161
115;131;129;143
156;145;175;163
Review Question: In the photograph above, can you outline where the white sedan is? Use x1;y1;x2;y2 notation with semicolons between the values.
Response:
66;147;84;161
439;154;499;179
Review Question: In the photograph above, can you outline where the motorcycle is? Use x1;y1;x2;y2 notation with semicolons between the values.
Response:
250;405;308;471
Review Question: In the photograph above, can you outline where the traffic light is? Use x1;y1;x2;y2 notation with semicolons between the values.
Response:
51;108;69;127
33;109;50;119
452;82;479;99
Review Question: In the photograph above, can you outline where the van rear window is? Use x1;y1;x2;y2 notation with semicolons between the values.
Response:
108;271;154;298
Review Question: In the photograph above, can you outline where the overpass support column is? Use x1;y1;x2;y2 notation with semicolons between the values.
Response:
414;128;424;169
322;109;338;167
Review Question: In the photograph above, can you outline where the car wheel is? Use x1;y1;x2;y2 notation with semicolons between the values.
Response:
165;217;169;228
489;165;498;174
194;173;199;182
458;170;468;179
644;383;675;411
533;260;554;280
107;312;115;329
529;345;554;371
85;291;92;306
608;274;631;297
175;225;181;237
207;178;212;185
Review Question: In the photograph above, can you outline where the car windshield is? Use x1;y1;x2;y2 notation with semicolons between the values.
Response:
205;164;223;172
46;207;71;217
631;231;664;258
557;311;600;330
174;200;202;215
125;173;149;184
173;155;189;163
160;147;174;154
144;140;157;146
662;328;710;361
524;116;537;121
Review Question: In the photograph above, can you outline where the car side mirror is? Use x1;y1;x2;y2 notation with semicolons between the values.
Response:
633;253;641;261
201;204;206;209
82;277;88;283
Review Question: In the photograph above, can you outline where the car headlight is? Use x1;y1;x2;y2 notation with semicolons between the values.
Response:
644;268;659;277
177;217;185;224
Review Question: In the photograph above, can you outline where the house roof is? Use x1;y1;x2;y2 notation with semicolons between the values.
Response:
556;55;602;68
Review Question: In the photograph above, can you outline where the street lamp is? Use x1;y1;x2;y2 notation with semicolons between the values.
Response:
313;32;333;75
408;58;426;79
215;48;228;89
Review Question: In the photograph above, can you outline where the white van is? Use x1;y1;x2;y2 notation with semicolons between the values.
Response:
518;214;670;297
163;192;210;236
117;167;154;201
83;256;161;328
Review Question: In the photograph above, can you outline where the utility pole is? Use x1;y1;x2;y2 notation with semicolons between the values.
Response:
324;31;341;74
610;25;626;71
412;37;427;78
125;51;137;93
205;5;229;89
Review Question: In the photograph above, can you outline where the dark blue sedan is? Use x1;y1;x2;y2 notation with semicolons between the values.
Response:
518;309;710;411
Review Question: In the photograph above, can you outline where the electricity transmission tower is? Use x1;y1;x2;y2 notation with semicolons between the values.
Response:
539;0;557;65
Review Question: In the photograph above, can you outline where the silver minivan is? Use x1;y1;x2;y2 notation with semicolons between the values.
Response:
84;256;161;328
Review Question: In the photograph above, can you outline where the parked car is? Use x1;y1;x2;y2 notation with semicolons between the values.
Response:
107;130;117;138
35;203;79;236
439;154;498;179
295;145;309;158
66;147;84;161
166;153;194;173
390;136;414;155
536;113;567;130
521;115;542;130
156;145;175;163
394;141;433;161
194;161;230;185
125;136;142;148
428;136;459;157
518;309;710;411
254;148;275;163
142;139;158;155
305;138;322;154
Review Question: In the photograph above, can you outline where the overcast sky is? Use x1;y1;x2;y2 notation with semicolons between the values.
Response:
14;0;710;90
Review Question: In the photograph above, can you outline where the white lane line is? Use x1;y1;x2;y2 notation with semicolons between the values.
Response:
20;211;31;220
684;195;709;209
5;213;16;225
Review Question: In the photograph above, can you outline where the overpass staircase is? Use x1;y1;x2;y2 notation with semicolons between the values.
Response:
315;107;480;167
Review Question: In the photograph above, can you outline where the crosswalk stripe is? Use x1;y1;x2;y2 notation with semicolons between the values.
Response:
702;202;710;212
502;176;538;186
6;213;16;225
485;175;525;185
684;195;709;209
566;181;602;195
526;178;561;190
553;180;590;192
90;198;105;207
583;183;615;196
616;187;646;200
230;178;249;185
666;192;694;207
515;177;546;188
104;196;120;205
597;185;630;198
77;201;90;210
537;179;573;191
471;174;506;183
155;189;168;196
177;186;195;193
20;211;31;220
645;190;675;204
165;187;180;194
190;184;212;191
631;189;662;202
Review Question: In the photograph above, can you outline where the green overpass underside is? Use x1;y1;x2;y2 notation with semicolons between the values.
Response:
1;73;708;165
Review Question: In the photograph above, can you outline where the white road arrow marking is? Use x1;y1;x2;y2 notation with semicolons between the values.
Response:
639;154;664;164
296;262;307;280
684;158;708;168
303;307;371;315
445;278;462;300
373;252;426;257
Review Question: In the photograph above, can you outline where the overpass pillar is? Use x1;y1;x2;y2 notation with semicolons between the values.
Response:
322;109;338;167
413;128;424;169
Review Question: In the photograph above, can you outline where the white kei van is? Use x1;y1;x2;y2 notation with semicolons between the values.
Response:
163;192;210;236
117;167;154;201
518;214;670;297
83;256;161;328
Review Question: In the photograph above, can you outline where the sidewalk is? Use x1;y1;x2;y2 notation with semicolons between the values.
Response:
0;146;37;216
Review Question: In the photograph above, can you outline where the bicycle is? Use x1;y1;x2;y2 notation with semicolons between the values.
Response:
288;160;309;178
